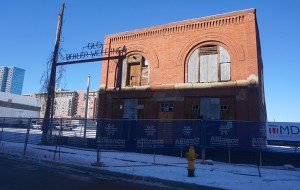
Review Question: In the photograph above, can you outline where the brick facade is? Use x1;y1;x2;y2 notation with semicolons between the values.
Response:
98;9;267;121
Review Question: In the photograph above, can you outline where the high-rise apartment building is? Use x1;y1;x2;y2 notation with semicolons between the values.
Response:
0;66;25;95
76;90;98;119
29;89;98;119
0;67;8;92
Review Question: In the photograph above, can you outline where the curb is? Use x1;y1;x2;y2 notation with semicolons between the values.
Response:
0;152;224;190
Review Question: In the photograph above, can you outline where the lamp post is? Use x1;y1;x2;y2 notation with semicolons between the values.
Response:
84;74;90;138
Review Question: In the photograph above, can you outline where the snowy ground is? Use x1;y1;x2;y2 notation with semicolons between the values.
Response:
1;127;96;140
0;141;299;190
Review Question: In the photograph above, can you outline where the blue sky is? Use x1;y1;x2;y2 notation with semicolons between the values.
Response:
0;0;299;122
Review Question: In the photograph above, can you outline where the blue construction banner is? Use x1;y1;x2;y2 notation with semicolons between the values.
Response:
76;119;267;151
97;119;127;149
205;121;266;150
0;117;268;151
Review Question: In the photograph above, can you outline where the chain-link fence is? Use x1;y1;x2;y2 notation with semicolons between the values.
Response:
0;117;299;168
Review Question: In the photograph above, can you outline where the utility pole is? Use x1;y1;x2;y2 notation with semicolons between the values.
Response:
84;74;90;138
42;3;65;144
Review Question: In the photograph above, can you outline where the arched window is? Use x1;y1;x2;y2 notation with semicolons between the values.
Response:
122;54;149;87
187;45;230;83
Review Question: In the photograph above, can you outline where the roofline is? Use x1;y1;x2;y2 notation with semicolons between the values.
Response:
105;8;256;39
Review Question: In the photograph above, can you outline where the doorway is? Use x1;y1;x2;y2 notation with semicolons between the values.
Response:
127;63;141;86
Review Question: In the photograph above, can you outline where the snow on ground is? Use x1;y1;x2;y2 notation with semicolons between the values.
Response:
1;127;96;141
0;141;299;190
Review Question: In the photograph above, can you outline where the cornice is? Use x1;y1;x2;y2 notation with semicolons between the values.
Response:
106;9;254;43
101;76;259;92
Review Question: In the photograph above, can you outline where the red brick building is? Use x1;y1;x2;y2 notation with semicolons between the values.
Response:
98;9;267;121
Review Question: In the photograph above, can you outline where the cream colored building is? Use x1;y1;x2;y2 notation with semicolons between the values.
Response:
29;89;98;119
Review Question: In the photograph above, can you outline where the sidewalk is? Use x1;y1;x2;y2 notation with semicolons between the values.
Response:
1;141;299;190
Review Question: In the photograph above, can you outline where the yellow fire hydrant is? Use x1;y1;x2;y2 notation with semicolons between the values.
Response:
186;146;198;177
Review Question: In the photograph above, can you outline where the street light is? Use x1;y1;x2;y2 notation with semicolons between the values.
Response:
84;74;90;138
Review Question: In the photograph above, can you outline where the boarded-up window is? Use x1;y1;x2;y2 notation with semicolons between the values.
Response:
112;99;123;119
186;96;235;120
160;103;174;112
210;98;220;120
184;97;200;119
187;45;231;83
141;59;149;86
200;97;211;120
137;98;149;119
200;45;218;55
200;54;218;82
200;97;220;120
123;99;138;119
188;49;199;82
219;46;230;81
121;59;127;87
122;55;149;87
127;63;141;86
220;97;235;120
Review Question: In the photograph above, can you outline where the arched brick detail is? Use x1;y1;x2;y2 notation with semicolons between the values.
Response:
125;43;159;68
176;32;245;66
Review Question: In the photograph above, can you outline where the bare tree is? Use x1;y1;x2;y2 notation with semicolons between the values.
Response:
40;47;66;92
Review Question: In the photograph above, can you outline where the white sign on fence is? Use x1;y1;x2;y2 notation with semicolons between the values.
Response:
267;122;300;142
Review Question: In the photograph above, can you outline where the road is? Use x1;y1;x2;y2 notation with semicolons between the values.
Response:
0;156;165;190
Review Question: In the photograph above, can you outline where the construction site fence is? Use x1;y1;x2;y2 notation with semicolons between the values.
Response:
0;117;299;167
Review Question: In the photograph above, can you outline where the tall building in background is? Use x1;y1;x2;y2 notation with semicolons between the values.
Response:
0;66;25;95
76;90;98;119
28;89;98;119
0;67;8;92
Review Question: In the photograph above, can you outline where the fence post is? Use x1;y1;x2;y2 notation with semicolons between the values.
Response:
200;120;206;164
95;119;102;166
23;117;31;156
257;144;262;177
54;118;63;160
153;141;156;165
259;143;262;166
53;134;58;160
180;140;183;158
96;137;101;166
0;117;5;146
59;118;63;160
228;142;231;163
0;126;3;145
141;138;144;153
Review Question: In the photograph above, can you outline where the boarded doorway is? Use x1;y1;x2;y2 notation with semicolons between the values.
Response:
127;63;141;86
157;102;174;144
184;97;236;120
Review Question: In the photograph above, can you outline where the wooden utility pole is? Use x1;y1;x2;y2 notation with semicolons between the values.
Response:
42;3;65;144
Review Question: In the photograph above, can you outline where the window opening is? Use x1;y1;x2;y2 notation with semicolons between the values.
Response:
122;54;149;87
123;99;138;119
187;45;231;83
192;104;199;110
200;97;220;120
220;105;228;110
160;103;174;112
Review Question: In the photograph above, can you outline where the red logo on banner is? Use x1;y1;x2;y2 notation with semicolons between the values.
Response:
269;125;279;134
